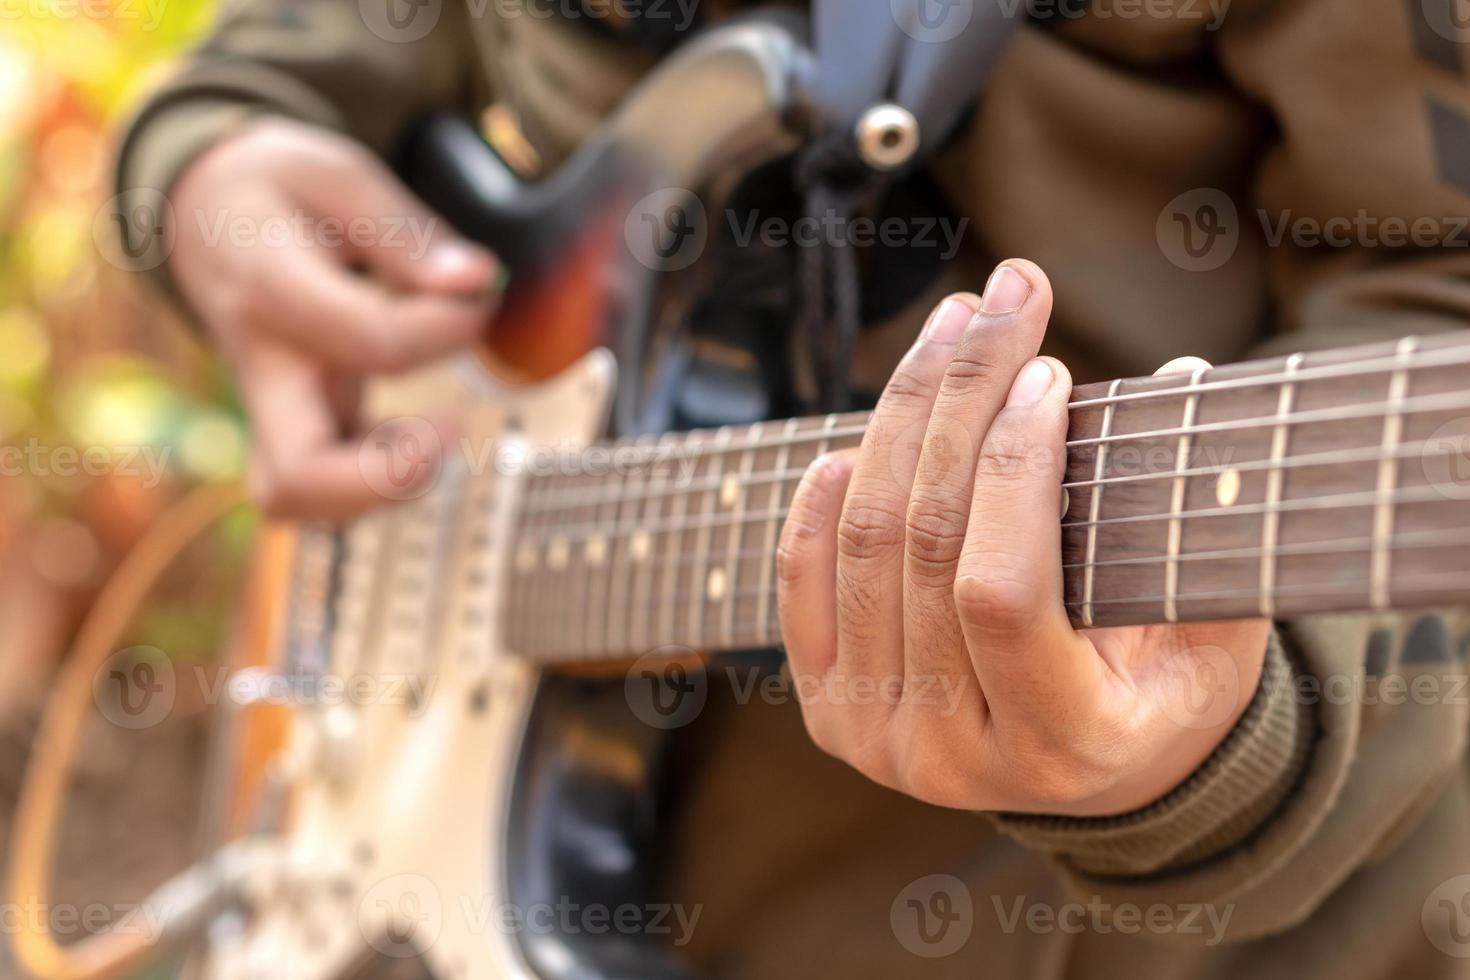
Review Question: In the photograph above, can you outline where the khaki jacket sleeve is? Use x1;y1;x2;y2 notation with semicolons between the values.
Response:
114;0;484;284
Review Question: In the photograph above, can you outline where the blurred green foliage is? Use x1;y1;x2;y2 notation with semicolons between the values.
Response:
0;1;253;664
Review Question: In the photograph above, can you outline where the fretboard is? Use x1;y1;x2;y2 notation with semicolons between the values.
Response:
505;331;1470;663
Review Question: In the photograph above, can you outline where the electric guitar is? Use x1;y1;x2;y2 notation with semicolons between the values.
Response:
182;19;1470;980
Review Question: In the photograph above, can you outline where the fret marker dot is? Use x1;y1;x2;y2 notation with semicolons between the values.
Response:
1216;468;1242;508
516;543;537;572
630;531;652;561
720;475;740;508
707;567;728;601
585;536;607;565
548;537;569;570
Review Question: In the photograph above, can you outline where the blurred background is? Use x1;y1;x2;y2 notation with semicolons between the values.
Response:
0;4;248;977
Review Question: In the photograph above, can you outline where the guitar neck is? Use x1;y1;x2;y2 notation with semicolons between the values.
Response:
505;330;1470;663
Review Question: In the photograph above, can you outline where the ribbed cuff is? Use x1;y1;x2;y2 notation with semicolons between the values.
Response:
112;62;353;317
993;632;1315;877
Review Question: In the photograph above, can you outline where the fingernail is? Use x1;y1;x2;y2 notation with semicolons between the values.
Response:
980;264;1031;315
1007;358;1054;407
922;296;977;344
426;242;499;293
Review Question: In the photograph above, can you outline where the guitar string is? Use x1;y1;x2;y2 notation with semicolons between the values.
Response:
512;567;1470;655
516;392;1470;514
519;339;1470;514
509;480;1468;543
514;434;1470;516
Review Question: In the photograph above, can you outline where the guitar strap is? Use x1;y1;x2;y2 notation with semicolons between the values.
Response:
800;0;1021;410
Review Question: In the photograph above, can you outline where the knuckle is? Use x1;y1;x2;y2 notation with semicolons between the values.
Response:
976;434;1043;482
904;499;969;581
941;348;1003;388
880;363;937;409
837;497;906;564
953;572;1034;633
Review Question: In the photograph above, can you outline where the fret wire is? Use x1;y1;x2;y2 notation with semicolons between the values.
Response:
757;419;800;646
1260;353;1303;617
690;429;733;647
631;435;672;652
658;433;697;648
721;425;760;649
1372;338;1416;610
1082;379;1123;627
1165;368;1207;623
588;467;625;657
609;438;654;656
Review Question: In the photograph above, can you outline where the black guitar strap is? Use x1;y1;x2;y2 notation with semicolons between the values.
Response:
800;0;1021;410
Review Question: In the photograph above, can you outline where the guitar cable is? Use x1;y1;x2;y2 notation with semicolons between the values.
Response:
5;481;282;980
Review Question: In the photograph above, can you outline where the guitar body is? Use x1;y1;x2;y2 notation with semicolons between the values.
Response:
203;18;814;980
212;352;662;980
